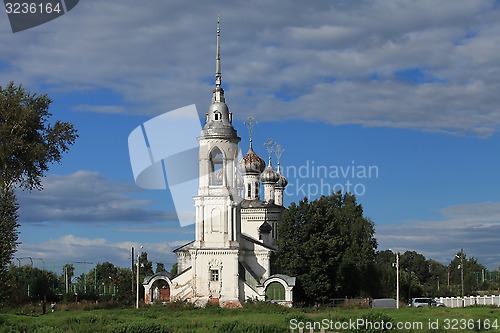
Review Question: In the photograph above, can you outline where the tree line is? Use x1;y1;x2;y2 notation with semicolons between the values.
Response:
275;192;499;304
1;252;176;307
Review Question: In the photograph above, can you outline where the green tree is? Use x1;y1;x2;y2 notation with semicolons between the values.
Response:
0;189;19;303
448;251;487;296
170;263;178;276
156;262;165;273
138;252;154;278
0;82;77;304
276;192;378;303
7;264;59;306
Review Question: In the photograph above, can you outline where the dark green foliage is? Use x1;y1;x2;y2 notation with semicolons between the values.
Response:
376;249;493;301
0;82;77;305
169;263;178;276
217;321;285;333
276;192;378;303
155;262;165;273
0;189;19;304
108;322;171;333
0;82;78;191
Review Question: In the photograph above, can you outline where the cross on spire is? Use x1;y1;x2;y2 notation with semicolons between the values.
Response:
243;115;258;146
274;143;284;172
264;137;276;165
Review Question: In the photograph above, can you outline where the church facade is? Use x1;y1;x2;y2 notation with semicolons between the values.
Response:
143;22;295;307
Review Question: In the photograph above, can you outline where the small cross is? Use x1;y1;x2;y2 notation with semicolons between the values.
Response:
264;137;275;161
244;115;258;143
274;143;284;164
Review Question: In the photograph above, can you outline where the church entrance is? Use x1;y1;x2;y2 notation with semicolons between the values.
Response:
151;279;170;303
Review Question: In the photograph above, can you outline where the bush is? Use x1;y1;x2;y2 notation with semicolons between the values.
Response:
218;321;284;333
108;322;171;333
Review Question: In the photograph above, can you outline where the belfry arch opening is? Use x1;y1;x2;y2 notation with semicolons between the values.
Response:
209;147;224;186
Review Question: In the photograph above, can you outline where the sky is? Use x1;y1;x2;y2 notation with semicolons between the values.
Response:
1;0;500;276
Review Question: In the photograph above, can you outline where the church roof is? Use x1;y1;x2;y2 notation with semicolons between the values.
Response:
172;240;194;252
261;274;296;287
240;233;276;251
240;199;282;209
142;271;174;285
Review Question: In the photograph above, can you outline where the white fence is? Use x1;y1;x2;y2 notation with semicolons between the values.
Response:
437;295;500;308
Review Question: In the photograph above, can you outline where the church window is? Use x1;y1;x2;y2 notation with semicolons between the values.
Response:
265;282;285;300
209;147;224;186
210;269;219;281
247;183;251;198
254;181;259;198
214;111;221;121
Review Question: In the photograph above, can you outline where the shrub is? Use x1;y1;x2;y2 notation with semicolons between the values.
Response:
108;322;171;333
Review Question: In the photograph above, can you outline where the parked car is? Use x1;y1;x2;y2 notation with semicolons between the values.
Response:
409;298;446;307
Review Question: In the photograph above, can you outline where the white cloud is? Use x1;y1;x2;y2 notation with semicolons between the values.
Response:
17;171;178;224
16;234;187;273
1;0;500;135
71;104;125;113
376;201;500;270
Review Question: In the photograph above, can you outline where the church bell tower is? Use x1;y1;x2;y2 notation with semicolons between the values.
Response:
193;18;241;249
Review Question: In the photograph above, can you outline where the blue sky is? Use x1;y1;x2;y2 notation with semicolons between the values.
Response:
2;0;500;275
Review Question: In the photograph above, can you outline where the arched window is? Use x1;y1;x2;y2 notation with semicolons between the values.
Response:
210;147;223;186
265;282;285;301
210;208;221;232
247;183;251;198
254;181;259;198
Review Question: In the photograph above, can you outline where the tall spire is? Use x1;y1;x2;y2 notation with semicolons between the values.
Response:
215;16;221;89
212;17;225;103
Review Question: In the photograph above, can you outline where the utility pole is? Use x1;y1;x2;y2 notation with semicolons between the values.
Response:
460;249;465;306
136;246;142;309
65;265;69;294
131;247;135;302
396;252;400;309
456;249;465;307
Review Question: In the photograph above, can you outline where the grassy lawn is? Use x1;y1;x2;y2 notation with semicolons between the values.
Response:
0;302;499;333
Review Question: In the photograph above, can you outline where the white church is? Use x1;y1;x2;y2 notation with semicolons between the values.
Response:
142;22;295;307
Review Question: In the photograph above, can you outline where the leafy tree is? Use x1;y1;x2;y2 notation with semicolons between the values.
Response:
156;262;165;273
6;264;59;306
276;192;378;303
448;251;487;296
0;189;19;294
375;250;397;298
138;252;154;278
114;267;133;303
170;263;178;276
0;82;77;304
61;263;75;294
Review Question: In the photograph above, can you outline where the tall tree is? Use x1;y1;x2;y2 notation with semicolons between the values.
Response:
155;262;165;273
276;192;378;303
0;82;77;304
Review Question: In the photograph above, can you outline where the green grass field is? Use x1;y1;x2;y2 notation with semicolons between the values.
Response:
1;302;499;333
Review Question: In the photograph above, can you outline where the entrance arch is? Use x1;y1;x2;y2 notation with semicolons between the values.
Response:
143;272;173;304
